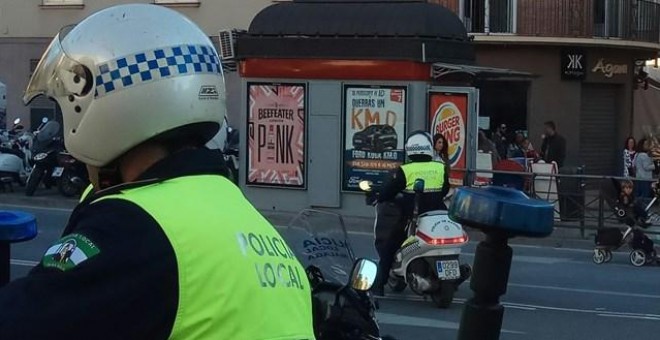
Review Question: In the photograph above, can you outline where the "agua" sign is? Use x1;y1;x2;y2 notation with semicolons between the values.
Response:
591;58;628;78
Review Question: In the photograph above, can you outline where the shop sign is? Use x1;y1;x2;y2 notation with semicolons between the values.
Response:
591;58;628;78
561;49;586;80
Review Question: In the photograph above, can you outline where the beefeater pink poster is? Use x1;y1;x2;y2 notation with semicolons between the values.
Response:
247;83;306;188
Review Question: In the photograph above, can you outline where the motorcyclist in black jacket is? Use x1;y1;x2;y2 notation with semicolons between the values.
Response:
371;131;450;296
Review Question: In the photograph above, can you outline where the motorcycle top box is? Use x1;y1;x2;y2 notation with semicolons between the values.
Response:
415;211;467;246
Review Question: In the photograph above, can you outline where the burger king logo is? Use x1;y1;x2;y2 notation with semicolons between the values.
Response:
431;102;465;166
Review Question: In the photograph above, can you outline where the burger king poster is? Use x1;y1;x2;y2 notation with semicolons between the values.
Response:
342;85;407;192
429;92;469;186
247;83;306;188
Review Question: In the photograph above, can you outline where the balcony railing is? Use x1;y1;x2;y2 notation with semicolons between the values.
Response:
460;0;660;44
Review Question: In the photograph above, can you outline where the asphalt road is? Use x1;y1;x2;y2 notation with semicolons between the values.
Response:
2;201;660;340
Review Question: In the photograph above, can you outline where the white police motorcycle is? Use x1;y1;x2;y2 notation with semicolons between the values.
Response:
360;179;471;308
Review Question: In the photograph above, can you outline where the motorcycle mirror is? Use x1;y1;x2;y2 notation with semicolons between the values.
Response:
349;258;378;291
413;179;425;193
13;118;21;125
358;180;373;192
41;117;49;124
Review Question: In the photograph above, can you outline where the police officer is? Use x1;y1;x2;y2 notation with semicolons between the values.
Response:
371;131;449;296
0;4;315;340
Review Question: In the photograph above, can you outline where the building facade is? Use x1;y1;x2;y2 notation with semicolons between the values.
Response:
0;0;271;129
1;0;658;179
433;0;660;175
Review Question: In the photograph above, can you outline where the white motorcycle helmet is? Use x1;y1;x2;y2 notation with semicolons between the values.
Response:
205;117;229;151
405;131;434;158
22;4;226;167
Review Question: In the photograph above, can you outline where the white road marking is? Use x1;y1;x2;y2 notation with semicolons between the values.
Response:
378;294;660;322
375;312;525;334
10;259;39;266
507;282;660;299
461;253;567;265
0;203;73;213
597;314;660;321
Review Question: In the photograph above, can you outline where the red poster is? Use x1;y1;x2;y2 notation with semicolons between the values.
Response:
429;92;468;186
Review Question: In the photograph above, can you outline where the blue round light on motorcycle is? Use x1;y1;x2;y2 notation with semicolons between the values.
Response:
448;186;554;238
0;211;38;243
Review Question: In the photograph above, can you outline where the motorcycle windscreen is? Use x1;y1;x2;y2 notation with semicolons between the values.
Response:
36;121;62;143
282;209;356;286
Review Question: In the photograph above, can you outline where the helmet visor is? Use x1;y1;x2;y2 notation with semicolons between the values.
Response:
23;25;84;105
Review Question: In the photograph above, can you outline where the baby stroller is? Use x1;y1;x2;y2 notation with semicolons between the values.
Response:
593;178;659;267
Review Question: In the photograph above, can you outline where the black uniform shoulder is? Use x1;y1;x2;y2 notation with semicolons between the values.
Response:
0;197;179;339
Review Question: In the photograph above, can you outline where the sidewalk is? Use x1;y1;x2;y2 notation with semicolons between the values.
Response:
0;188;596;249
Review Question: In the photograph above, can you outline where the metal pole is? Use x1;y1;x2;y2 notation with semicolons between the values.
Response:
484;0;490;34
0;242;9;287
598;193;605;229
457;232;512;340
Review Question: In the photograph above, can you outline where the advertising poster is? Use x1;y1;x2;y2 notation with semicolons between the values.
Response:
247;83;306;188
342;86;406;191
429;92;468;186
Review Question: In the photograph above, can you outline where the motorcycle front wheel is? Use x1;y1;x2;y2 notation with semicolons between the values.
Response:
387;276;407;293
25;166;44;196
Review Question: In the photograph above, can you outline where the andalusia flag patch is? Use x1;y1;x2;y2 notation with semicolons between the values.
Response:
42;233;100;271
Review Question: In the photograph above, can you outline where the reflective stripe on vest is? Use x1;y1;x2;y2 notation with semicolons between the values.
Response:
79;184;94;202
93;176;315;340
401;161;446;193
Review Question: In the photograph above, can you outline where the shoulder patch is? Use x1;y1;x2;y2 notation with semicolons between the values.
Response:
41;233;101;271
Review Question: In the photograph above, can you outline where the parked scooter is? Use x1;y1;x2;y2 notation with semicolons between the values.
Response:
283;209;395;340
25;120;64;196
360;179;471;308
0;118;32;186
53;150;89;197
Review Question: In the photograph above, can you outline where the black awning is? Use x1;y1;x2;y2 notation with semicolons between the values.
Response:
431;63;536;80
248;0;468;39
236;0;475;64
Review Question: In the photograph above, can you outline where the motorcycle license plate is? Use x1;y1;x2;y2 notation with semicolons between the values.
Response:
436;260;460;280
52;167;64;178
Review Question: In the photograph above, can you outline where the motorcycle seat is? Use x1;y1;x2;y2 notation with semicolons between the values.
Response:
0;147;24;159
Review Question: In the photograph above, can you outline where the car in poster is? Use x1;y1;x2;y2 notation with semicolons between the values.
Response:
352;124;398;152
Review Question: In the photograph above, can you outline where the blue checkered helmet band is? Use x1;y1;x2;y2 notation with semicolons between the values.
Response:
94;44;221;98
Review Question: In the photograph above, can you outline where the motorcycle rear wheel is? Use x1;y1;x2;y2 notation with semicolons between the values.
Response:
57;170;81;197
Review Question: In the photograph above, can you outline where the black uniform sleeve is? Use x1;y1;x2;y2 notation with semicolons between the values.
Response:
0;199;178;340
440;165;450;198
378;167;406;202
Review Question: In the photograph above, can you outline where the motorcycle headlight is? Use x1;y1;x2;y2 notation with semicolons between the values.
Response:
34;153;47;161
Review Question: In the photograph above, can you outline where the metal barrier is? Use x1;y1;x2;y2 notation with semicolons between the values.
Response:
455;168;659;238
